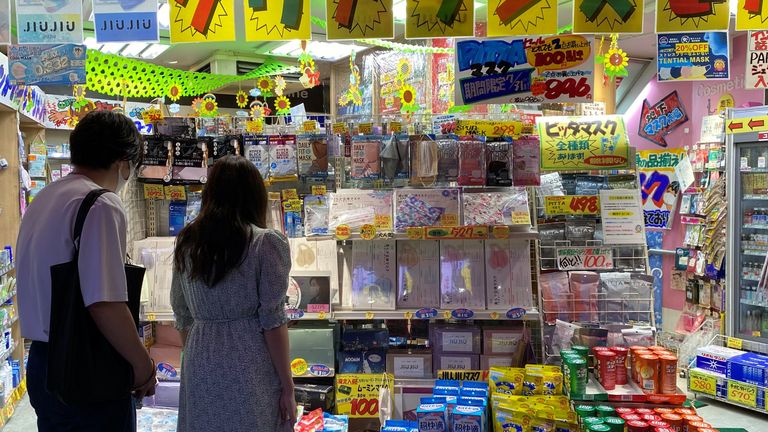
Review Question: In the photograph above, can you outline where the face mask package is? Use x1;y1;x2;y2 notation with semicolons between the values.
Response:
599;272;632;324
328;190;394;232
627;274;654;323
268;135;298;182
396;240;440;309
243;136;270;180
172;138;209;183
486;140;513;186
485;239;533;309
266;192;283;232
539;272;572;324
512;137;541;186
559;173;579;196
538;222;566;270
458;139;486;186
394;188;460;232
211;135;240;163
410;138;439;184
289;238;341;305
381;135;410;184
298;134;329;180
565;219;596;246
138;137;172;181
608;174;637;190
155;117;196;139
350;136;382;180
185;192;202;225
440;240;486;310
351;240;396;310
304;195;329;236
537;173;565;217
568;271;599;322
436;138;459;184
574;175;607;195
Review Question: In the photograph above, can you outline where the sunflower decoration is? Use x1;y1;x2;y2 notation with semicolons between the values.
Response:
256;77;273;96
399;84;419;113
191;97;204;114
274;96;291;115
299;51;319;89
167;83;183;102
596;34;629;79
397;58;413;81
235;90;249;108
274;76;287;97
198;94;219;118
250;100;267;119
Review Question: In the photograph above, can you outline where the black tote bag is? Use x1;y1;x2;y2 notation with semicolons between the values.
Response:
47;188;146;405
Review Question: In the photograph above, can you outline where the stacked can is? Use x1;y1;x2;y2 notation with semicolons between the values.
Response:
688;422;713;432
602;416;626;432
659;413;683;431
575;404;596;419
610;346;629;385
637;353;660;393
658;354;678;394
631;348;653;384
595;350;618;390
588;424;611;432
595;405;615;418
626;420;650;432
583;416;605;429
563;356;587;397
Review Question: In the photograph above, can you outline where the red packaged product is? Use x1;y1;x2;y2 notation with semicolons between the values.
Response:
660;413;683;432
655;428;676;432
627;420;650;432
616;407;636;414
632;350;653;383
654;408;676;415
648;420;670;428
611;346;629;385
635;408;655;415
674;408;696;416
659;355;678;394
641;414;661;422
621;414;643;422
595;350;617;390
683;415;703;425
696;429;718;432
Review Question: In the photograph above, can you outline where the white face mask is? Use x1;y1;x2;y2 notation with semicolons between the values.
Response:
115;162;133;193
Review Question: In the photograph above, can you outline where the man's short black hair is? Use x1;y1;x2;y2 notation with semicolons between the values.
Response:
70;110;141;170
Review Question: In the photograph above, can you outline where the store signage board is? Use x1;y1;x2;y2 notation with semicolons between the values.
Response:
556;247;614;270
638;90;688;148
16;0;83;43
728;380;758;408
8;45;85;86
454;35;594;106
572;0;644;34
737;1;768;30
243;0;311;41
326;0;394;39
657;32;730;82
726;115;768;134
599;189;645;245
486;0;557;37
454;119;523;138
436;370;488;381
746;31;768;90
636;149;685;229
536;115;630;170
170;0;235;43
335;373;393;418
93;0;158;42
656;0;729;32
405;0;475;38
544;195;600;216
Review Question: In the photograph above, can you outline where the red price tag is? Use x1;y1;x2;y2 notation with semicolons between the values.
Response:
568;195;600;213
350;397;379;417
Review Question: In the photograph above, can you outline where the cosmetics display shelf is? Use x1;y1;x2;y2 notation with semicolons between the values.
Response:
0;264;12;279
0;341;17;367
688;367;768;415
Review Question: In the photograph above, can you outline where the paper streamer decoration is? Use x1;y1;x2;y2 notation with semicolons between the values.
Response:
0;0;10;44
405;0;474;39
737;0;768;30
326;0;393;39
746;31;768;90
93;0;159;42
170;0;236;43
16;0;83;43
573;0;643;33
243;0;311;40
487;0;557;36
656;0;729;32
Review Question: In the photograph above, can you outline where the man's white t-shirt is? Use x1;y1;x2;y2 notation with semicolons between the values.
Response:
16;174;128;342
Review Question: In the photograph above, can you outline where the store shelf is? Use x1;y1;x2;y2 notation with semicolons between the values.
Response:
0;290;16;307
688;367;768;415
18;111;43;129
0;264;12;278
569;373;686;404
745;195;768;201
743;250;768;257
305;226;539;241
745;224;768;230
0;380;26;428
740;298;768;308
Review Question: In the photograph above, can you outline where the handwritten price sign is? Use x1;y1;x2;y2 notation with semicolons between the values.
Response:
335;374;392;418
425;226;489;240
143;184;164;200
728;380;757;408
455;119;523;138
164;185;186;201
556;247;614;270
545;195;601;216
689;369;717;396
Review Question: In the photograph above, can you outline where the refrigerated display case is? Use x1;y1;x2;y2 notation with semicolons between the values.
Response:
726;106;768;343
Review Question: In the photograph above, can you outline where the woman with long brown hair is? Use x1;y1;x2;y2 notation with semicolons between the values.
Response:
171;155;296;431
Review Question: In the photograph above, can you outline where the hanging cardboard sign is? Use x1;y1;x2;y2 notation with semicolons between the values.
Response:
335;374;393;418
573;0;643;34
326;0;394;39
636;149;686;229
0;0;9;44
638;90;689;147
243;0;311;41
736;0;768;30
16;0;83;43
747;31;768;90
599;189;645;245
405;0;475;39
454;35;594;106
556;247;614;270
170;0;235;43
656;0;729;32
536;115;630;171
93;0;159;42
8;44;86;86
657;32;729;81
486;0;557;37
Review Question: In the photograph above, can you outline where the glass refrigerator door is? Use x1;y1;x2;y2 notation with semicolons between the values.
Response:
735;142;768;340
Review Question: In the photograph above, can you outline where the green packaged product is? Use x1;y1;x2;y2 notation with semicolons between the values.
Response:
588;424;611;432
602;417;625;432
571;345;589;357
560;349;579;358
582;417;604;427
595;405;615;417
563;357;588;396
574;404;595;418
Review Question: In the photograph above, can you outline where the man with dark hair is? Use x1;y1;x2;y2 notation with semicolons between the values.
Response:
16;110;155;431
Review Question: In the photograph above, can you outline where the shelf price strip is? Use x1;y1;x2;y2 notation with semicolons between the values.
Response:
728;380;758;408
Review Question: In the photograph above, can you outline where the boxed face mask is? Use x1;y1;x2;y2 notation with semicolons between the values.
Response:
351;241;396;310
211;135;241;162
268;135;299;182
329;190;394;232
139;137;172;181
433;354;480;376
431;325;481;354
395;188;460;232
350;136;382;180
298;134;329;180
513;137;541;186
397;241;440;309
485;239;533;309
172;138;209;183
243;135;270;180
440;240;486;310
387;350;433;379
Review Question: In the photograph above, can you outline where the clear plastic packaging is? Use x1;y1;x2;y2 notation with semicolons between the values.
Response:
297;134;328;179
486;140;513;186
436;138;459;184
396;241;440;309
462;189;530;226
513;137;541;186
328;190;393;232
351;241;396;310
394;188;460;232
268;135;299;181
569;271;599;322
304;195;329;236
540;271;572;324
243;136;270;180
458;139;486;186
350;136;382;180
410;138;438;183
439;240;486;309
381;135;410;182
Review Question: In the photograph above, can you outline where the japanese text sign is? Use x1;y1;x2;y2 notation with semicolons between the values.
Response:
335;373;393;418
657;32;730;81
638;90;689;147
637;149;685;229
556;247;614;270
8;44;86;86
545;195;601;216
747;31;768;90
537;115;630;170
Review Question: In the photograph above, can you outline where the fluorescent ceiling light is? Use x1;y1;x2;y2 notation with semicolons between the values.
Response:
121;42;149;57
140;44;170;59
83;37;101;50
101;43;126;54
272;41;366;61
393;0;406;21
158;2;171;29
271;40;302;55
729;0;737;15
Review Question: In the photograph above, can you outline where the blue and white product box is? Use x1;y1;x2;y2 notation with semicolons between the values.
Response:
381;420;418;432
417;402;448;432
727;352;768;386
696;345;745;375
452;403;485;432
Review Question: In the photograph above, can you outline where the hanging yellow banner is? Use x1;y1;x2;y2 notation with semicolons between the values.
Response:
736;0;768;30
655;0;729;32
405;0;475;39
170;0;236;43
487;0;557;36
537;115;630;170
326;0;394;39
243;0;311;41
573;0;644;33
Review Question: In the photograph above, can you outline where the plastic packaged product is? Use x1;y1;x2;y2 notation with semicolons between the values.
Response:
243;135;270;179
462;189;530;226
184;192;202;225
172;138;209;182
323;412;349;432
451;403;485;432
486;140;513;186
351;240;396;310
575;175;608;195
417;402;448;432
211;135;240;162
569;272;599;322
394;188;460;231
396;241;440;309
439;240;486;309
350;136;382;180
550;319;579;353
304;195;329;236
381;135;410;182
566;219;596;245
268;135;298;181
297;134;328;179
282;198;303;238
328;190;394;232
485;239;533;309
458;139;486;186
539;272;571;324
513;136;541;186
138;137;172;181
608;174;636;190
539;222;566;270
627;274;654;322
560;174;578;196
295;408;324;432
436;138;459;184
381;419;418;432
410;138;438;183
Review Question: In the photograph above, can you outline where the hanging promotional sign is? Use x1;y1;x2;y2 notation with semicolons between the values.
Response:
326;0;394;39
656;0;729;32
244;0;311;41
0;0;9;44
170;0;235;43
747;31;768;90
572;0;644;34
736;0;768;30
93;0;159;42
599;189;645;245
454;35;594;106
8;44;86;86
556;247;614;271
16;0;83;43
486;0;557;37
636;149;686;229
638;90;689;148
335;374;392;418
657;32;729;81
536;115;630;171
405;0;475;39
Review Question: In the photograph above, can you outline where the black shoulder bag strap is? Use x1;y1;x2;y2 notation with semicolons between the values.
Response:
73;189;110;252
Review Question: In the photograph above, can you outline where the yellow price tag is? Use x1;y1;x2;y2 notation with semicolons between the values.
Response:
406;227;424;240
727;337;744;350
753;331;762;337
728;380;757;407
303;120;317;132
291;358;309;376
490;311;500;320
335;224;351;240
332;122;347;134
389;121;402;133
442;311;452;319
510;211;531;225
246;120;264;133
403;311;413;320
282;189;299;200
318;311;327;320
146;313;157;321
491;226;510;239
365;311;375;320
359;122;373;134
143;184;165;200
689;369;717;396
360;224;377;240
311;185;327;196
164;185;186;201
